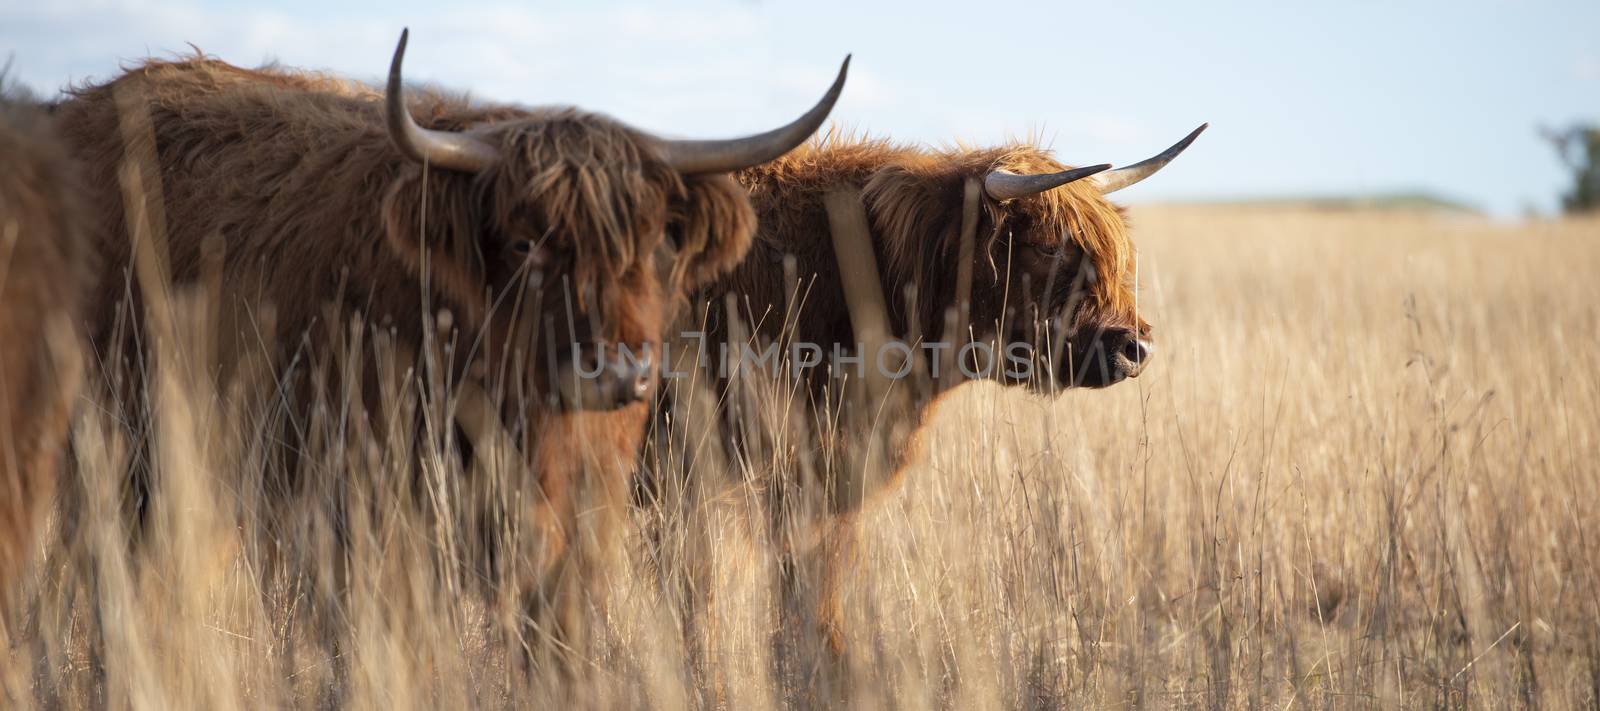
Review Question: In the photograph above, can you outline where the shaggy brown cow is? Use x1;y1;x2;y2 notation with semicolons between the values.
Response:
51;30;846;650
720;127;1204;393
644;125;1203;680
0;96;90;612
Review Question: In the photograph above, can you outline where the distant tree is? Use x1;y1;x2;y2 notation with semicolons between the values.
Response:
1543;124;1600;214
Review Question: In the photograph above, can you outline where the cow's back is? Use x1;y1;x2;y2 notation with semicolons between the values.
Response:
52;60;411;362
0;97;90;602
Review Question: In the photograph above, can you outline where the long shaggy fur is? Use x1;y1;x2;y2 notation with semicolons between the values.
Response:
0;95;91;605
49;55;755;622
717;132;1145;375
57;58;748;365
648;132;1153;662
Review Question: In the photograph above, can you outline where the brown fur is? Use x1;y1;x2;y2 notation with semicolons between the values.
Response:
0;96;91;608
49;55;754;630
719;132;1145;363
647;133;1153;668
693;134;1148;515
56;58;750;383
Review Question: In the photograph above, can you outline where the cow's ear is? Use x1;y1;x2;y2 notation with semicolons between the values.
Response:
863;162;965;283
862;163;963;245
380;171;490;319
668;174;757;289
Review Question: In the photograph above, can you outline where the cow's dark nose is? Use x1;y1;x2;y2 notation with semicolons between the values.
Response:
557;343;658;410
625;365;654;402
1121;334;1152;372
1104;327;1152;380
1062;327;1153;388
604;345;657;407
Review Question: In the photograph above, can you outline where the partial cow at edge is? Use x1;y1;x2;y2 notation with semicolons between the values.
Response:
0;93;91;610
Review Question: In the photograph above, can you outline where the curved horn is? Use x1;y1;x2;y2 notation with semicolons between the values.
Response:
983;164;1111;202
386;29;499;173
656;56;851;175
1092;123;1208;195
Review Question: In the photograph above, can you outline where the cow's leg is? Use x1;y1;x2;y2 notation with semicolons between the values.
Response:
680;564;720;708
639;380;745;707
283;491;350;710
771;547;802;705
22;555;62;709
20;432;89;709
502;486;581;688
317;547;350;709
637;464;718;706
771;512;857;707
504;406;646;694
664;497;731;710
774;548;833;707
515;556;578;691
253;464;342;704
812;516;857;660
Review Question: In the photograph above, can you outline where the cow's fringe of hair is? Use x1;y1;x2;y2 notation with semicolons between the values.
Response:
475;112;680;315
880;146;1136;318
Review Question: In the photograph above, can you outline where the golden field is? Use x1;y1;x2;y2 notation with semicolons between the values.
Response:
3;204;1598;709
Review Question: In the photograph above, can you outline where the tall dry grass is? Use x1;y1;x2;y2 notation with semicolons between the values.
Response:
2;204;1598;709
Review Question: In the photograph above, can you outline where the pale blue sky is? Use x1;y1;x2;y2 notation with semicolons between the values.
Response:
4;0;1596;215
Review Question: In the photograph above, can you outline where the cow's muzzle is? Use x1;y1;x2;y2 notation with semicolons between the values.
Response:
555;343;657;411
1062;326;1153;388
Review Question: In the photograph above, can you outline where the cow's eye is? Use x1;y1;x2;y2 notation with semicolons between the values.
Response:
509;238;551;267
1028;240;1062;259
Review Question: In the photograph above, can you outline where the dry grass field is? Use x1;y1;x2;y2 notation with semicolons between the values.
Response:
2;204;1598;709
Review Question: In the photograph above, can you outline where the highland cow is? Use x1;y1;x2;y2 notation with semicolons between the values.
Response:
643;125;1204;675
0;96;90;611
50;30;846;646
